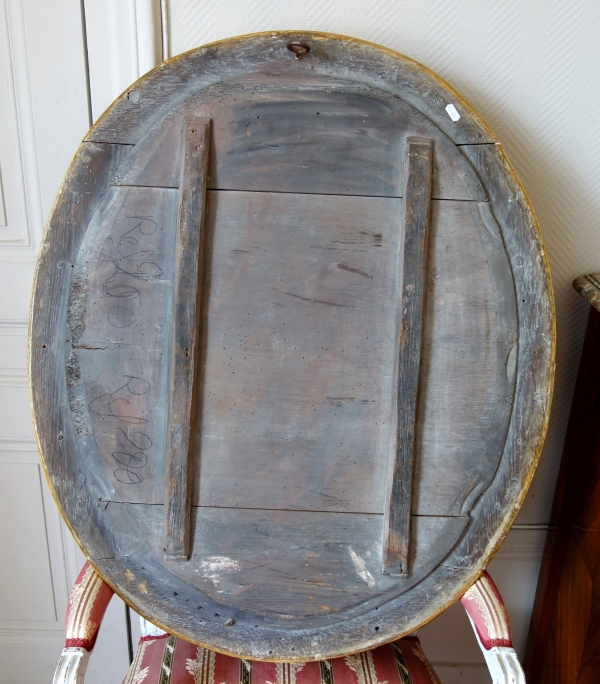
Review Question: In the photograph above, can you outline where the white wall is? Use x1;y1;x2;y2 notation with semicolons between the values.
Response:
1;1;599;682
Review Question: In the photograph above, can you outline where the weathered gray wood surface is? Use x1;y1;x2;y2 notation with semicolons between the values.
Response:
85;32;497;147
30;141;132;559
103;503;467;619
71;191;509;517
94;552;473;660
194;190;401;515
30;32;555;661
164;118;211;561
112;85;485;203
68;185;177;503
383;138;432;576
443;143;554;569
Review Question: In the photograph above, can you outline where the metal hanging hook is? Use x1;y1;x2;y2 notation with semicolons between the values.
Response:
286;41;310;59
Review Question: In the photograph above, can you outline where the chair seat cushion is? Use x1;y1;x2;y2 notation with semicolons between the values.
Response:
123;635;441;684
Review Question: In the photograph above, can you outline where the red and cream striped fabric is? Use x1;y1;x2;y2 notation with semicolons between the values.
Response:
122;635;441;684
459;570;512;650
65;561;114;651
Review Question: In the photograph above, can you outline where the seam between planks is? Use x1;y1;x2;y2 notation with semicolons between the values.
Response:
109;184;485;203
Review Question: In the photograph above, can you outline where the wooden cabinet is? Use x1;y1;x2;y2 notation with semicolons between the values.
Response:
525;274;600;683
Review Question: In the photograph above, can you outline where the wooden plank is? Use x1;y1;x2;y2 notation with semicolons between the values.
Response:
383;138;433;576
163;118;211;561
412;200;517;517
104;501;468;624
193;190;402;514
445;143;554;570
96;551;471;661
68;192;515;516
30;141;131;563
85;32;497;147
112;85;486;202
68;186;178;504
198;195;511;517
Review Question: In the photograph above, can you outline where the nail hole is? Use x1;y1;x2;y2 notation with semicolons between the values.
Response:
41;343;47;349
374;626;379;631
287;41;310;59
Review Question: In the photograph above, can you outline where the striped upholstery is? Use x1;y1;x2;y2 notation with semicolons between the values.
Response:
123;635;442;684
460;570;512;650
65;562;114;651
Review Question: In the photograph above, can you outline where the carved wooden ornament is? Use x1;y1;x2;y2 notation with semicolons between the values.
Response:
30;32;554;660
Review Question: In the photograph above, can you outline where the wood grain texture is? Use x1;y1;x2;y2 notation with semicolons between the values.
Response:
85;32;497;147
66;190;514;516
188;193;509;517
572;273;600;313
30;142;131;560
194;190;401;515
414;201;517;518
445;143;554;570
524;306;600;683
67;185;177;503
93;504;466;661
104;503;467;621
29;34;555;660
383;138;432;576
164;118;211;561
111;85;486;202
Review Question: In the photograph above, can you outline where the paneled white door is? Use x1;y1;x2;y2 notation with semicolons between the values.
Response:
0;2;160;682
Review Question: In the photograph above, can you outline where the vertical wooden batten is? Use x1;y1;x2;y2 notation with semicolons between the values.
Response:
383;137;433;576
163;118;211;561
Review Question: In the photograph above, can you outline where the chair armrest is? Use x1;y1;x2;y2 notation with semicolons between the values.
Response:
53;562;114;684
460;570;526;684
53;648;91;684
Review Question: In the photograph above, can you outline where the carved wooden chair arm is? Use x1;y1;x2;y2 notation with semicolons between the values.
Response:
53;562;115;684
460;570;526;684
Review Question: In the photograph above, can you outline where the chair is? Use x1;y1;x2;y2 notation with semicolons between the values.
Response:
53;562;525;684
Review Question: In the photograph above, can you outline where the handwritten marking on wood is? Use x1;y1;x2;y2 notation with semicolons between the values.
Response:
164;118;211;561
383;137;433;576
